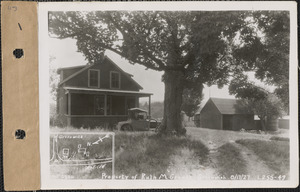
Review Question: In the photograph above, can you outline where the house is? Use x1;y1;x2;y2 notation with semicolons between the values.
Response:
195;98;255;130
56;56;152;128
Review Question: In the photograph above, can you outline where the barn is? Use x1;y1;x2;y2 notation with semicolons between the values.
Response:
196;98;255;131
56;56;152;128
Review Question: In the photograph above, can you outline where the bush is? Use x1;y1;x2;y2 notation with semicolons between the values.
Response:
269;136;289;141
50;113;66;127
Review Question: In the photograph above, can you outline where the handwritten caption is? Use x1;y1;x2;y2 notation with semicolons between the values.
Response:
98;173;287;180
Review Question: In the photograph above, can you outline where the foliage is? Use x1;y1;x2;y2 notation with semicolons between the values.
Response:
236;94;283;131
49;11;246;75
181;84;203;118
230;75;284;130
49;55;60;103
241;97;283;120
50;103;66;127
274;83;289;113
229;74;268;100
269;136;289;142
230;11;290;111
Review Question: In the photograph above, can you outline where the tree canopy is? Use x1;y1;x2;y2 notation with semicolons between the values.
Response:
230;11;289;111
49;11;289;135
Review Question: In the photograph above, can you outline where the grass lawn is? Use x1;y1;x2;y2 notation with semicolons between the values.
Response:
114;132;209;178
215;143;247;178
236;139;290;176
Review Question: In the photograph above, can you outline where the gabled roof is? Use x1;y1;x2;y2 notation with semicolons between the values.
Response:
58;63;94;86
58;56;143;89
57;65;86;73
206;97;253;115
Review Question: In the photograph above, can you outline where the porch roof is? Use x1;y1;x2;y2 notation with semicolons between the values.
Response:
64;86;152;97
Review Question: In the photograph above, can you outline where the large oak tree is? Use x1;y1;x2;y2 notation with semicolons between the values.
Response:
49;11;289;135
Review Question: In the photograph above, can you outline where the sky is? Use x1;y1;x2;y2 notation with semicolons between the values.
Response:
49;37;271;105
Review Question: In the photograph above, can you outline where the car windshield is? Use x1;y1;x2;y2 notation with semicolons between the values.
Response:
136;113;146;120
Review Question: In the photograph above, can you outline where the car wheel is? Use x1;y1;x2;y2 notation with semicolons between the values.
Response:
121;124;133;131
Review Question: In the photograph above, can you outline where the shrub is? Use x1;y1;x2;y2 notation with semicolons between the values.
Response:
50;113;66;127
269;136;289;141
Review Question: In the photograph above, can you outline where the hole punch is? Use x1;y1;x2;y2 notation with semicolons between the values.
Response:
13;49;24;58
15;129;26;139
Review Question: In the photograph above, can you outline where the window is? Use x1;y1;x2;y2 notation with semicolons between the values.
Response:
110;71;120;89
88;69;100;87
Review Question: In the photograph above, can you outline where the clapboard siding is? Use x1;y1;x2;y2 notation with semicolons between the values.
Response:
200;99;222;129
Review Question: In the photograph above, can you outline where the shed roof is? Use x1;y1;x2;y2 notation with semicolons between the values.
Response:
64;86;152;97
128;108;148;113
208;97;252;115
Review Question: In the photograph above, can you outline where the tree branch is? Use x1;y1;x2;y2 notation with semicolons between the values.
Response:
105;12;169;71
101;44;164;71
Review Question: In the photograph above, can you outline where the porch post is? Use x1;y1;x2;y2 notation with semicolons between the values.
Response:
148;95;151;117
135;96;139;108
124;96;127;115
67;92;72;126
68;93;71;115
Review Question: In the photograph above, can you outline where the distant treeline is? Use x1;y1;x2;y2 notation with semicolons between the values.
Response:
140;101;164;119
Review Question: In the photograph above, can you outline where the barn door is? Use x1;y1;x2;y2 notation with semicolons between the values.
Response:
223;115;233;130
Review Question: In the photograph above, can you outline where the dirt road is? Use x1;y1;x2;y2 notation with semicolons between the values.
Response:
232;143;275;179
185;127;285;179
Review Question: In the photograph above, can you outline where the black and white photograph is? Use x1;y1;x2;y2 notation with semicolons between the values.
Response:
38;1;298;189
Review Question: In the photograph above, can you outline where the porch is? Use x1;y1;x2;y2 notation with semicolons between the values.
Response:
62;87;152;128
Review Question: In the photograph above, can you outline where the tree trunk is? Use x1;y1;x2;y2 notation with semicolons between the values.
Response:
158;70;186;136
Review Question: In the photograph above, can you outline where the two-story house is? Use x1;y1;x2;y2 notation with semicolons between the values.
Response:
56;56;152;128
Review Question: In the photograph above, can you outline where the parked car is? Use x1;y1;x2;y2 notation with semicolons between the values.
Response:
117;108;159;131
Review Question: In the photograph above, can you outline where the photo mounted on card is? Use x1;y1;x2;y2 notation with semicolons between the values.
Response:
38;1;298;189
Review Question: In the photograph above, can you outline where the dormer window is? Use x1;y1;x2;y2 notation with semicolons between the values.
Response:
110;71;120;89
88;69;100;88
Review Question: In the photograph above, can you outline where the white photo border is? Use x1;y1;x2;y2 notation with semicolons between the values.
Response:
39;1;298;189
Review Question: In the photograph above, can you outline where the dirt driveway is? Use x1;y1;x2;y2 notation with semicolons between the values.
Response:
186;127;290;179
